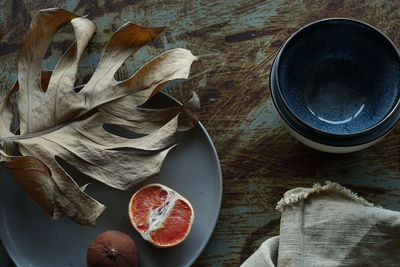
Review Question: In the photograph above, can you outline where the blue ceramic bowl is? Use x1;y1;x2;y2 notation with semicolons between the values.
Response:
270;18;400;153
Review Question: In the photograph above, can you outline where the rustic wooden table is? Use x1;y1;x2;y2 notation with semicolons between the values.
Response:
0;0;399;266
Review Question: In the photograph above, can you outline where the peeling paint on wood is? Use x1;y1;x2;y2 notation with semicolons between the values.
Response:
0;0;399;266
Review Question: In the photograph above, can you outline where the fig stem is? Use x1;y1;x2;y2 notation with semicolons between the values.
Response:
108;248;118;257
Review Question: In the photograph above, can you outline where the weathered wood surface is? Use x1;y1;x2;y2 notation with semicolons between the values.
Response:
0;0;399;266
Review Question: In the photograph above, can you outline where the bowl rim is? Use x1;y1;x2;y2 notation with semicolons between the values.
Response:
273;17;400;137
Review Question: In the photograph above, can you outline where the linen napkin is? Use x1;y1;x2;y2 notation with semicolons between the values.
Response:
241;181;400;267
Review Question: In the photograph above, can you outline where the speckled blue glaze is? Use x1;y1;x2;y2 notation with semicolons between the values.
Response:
277;19;400;135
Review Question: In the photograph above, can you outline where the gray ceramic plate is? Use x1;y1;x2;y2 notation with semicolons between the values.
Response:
0;93;222;267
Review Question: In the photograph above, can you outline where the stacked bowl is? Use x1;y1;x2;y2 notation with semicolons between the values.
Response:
270;18;400;153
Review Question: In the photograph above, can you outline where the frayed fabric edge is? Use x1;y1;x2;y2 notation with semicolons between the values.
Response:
276;181;376;212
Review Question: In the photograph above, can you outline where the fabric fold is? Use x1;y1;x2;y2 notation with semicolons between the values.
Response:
241;181;400;267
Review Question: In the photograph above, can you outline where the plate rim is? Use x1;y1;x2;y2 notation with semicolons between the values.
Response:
0;91;223;266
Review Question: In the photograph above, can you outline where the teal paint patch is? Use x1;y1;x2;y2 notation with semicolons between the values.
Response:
198;76;207;88
63;0;79;12
121;8;180;27
199;209;279;264
160;35;191;51
225;0;282;28
0;6;6;21
92;14;120;42
76;50;102;76
42;53;63;71
80;50;102;66
240;102;283;131
94;13;118;29
255;49;267;64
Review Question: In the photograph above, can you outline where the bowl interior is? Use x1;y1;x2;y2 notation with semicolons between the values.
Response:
277;19;400;135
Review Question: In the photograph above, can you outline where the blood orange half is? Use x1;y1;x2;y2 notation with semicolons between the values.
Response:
128;183;194;248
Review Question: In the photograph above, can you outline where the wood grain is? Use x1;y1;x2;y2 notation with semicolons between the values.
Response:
0;0;399;266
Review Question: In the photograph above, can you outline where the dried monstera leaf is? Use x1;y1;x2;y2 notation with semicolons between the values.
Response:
0;8;200;226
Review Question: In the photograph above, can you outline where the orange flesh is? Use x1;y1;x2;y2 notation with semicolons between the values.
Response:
150;199;192;246
130;186;168;233
130;185;193;246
